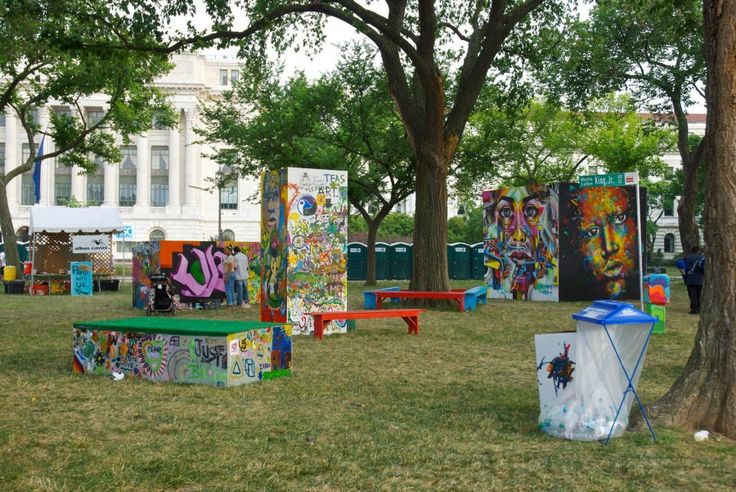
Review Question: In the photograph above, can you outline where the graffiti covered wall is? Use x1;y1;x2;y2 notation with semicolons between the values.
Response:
483;183;645;302
72;324;292;387
132;241;261;309
260;168;349;336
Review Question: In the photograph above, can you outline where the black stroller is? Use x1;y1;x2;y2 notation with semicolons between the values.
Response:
146;272;176;316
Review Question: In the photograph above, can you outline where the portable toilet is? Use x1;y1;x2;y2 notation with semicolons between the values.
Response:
347;242;368;281
447;242;471;280
374;242;390;280
389;242;412;280
538;301;656;442
470;242;486;280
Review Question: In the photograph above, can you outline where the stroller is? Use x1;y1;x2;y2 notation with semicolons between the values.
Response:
146;272;176;316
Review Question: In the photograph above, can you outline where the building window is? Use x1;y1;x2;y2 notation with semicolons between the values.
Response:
663;199;674;217
119;145;136;206
28;108;39;126
589;165;599;175
664;233;676;253
87;175;104;205
220;182;238;210
87;109;105;127
116;242;133;254
151;180;168;207
149;228;166;241
120;145;137;172
54;107;73;121
0;112;5;127
54;175;71;205
220;69;228;86
119;181;136;206
222;229;235;241
151;146;169;172
231;70;240;84
21;144;34;205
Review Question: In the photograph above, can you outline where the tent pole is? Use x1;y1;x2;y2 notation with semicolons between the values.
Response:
30;232;35;296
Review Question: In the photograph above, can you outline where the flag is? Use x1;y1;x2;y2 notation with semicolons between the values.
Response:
32;137;44;204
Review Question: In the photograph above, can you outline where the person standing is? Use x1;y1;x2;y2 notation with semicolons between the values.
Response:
223;246;236;307
683;246;705;314
233;246;251;308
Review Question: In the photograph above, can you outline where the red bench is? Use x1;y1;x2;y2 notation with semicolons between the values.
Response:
368;287;488;312
308;309;424;340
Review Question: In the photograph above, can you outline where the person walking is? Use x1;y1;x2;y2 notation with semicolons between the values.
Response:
223;245;236;307
233;246;251;308
682;246;705;314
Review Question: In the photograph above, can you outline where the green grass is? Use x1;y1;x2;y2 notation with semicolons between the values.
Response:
1;279;734;491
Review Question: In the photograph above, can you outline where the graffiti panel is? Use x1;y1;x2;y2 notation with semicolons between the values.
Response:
132;241;261;309
559;184;644;301
227;325;293;384
482;184;559;301
260;169;289;322
286;168;348;335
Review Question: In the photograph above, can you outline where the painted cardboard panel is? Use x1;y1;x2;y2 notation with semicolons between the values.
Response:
643;274;670;306
132;241;261;309
260;169;289;322
70;261;93;296
535;332;577;414
558;184;645;302
286;168;348;335
72;324;292;387
482;184;559;301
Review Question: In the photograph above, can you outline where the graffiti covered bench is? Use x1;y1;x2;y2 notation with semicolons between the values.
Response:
308;309;424;340
72;318;292;387
363;285;488;312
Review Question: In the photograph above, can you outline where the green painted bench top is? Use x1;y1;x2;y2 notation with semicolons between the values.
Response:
73;317;284;336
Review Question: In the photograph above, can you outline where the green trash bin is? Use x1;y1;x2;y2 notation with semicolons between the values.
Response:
470;242;486;280
347;242;368;281
374;242;391;280
389;242;412;280
447;242;471;280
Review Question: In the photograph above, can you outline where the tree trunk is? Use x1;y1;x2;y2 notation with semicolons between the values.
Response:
0;180;21;278
364;219;380;286
677;152;702;254
409;145;450;293
648;0;736;439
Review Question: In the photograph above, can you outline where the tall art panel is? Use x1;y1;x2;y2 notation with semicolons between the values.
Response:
483;183;645;302
260;168;348;336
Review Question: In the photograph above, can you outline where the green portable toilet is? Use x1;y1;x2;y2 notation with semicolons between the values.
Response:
470;242;486;280
389;242;413;280
374;242;391;280
347;242;368;281
447;242;471;280
0;242;29;262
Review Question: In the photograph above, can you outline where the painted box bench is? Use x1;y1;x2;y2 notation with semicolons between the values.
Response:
72;318;292;387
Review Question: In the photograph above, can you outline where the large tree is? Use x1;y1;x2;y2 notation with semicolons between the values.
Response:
122;0;559;292
647;0;736;440
0;0;173;275
198;43;415;285
541;0;706;254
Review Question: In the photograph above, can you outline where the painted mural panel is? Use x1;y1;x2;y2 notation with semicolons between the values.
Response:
132;241;261;309
260;170;289;322
286;168;349;335
482;184;559;301
72;325;292;387
70;261;94;296
558;184;643;301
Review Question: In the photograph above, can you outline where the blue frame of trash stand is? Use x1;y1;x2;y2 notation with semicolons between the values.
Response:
572;300;658;444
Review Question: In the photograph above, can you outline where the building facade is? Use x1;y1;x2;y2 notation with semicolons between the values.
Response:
1;53;262;258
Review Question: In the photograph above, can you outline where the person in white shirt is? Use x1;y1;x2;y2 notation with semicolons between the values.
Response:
223;246;236;307
0;250;6;278
233;246;250;308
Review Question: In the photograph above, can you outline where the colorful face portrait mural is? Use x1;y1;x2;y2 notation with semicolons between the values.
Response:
483;184;559;301
260;170;289;322
559;184;644;301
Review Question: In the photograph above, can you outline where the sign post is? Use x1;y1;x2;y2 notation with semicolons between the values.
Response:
579;172;643;309
114;225;134;288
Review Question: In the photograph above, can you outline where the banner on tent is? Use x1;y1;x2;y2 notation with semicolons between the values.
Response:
72;234;109;253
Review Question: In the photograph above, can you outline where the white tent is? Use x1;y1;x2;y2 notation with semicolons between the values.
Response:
30;206;123;234
28;206;123;294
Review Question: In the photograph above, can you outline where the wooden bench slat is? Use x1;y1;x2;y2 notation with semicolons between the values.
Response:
308;309;423;340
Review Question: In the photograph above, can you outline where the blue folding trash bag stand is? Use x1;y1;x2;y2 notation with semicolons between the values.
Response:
539;300;657;442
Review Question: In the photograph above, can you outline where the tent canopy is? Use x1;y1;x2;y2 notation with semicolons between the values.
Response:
29;206;124;234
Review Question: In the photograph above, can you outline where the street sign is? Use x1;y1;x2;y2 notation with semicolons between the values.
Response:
579;172;639;188
114;224;134;241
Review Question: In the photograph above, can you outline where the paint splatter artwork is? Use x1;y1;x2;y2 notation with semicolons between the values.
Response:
482;183;645;302
534;332;578;413
260;168;348;336
482;184;559;301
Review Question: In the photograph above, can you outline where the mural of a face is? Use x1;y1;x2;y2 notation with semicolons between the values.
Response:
484;184;558;301
577;187;636;296
263;172;282;233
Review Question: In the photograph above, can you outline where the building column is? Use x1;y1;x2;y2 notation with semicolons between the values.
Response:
133;134;149;213
38;109;52;206
4;112;18;210
166;112;181;214
103;159;117;207
182;109;198;215
71;167;85;203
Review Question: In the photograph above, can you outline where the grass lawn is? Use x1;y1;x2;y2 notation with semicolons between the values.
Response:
1;278;734;491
